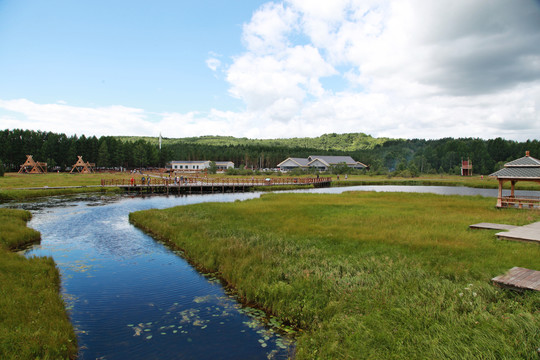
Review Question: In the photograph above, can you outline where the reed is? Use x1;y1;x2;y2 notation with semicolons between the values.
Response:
0;209;77;359
130;191;540;359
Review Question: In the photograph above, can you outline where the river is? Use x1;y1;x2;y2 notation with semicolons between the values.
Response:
13;185;540;359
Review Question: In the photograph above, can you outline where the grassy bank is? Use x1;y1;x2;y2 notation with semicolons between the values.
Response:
0;172;125;201
0;209;77;359
130;192;540;359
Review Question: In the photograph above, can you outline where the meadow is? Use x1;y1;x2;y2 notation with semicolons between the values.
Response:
130;191;540;359
0;172;126;201
0;209;77;359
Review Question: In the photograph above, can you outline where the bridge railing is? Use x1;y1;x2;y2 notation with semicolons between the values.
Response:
101;176;332;187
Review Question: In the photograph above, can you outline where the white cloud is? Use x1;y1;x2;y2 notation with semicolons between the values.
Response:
205;57;221;72
0;99;152;137
3;0;540;142
221;0;540;140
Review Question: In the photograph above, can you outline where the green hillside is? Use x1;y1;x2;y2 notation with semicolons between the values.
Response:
116;133;388;152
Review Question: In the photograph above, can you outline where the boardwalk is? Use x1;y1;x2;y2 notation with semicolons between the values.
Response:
495;221;540;244
469;223;519;231
101;176;332;195
492;267;540;291
470;221;540;244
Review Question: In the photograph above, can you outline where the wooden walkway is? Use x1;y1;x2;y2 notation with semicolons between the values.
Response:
492;267;540;291
101;176;332;195
470;221;540;244
495;221;540;244
469;223;519;231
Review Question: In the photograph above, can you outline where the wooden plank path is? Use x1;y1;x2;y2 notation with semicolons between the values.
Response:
492;267;540;291
469;223;519;231
101;176;333;195
495;221;540;244
470;221;540;244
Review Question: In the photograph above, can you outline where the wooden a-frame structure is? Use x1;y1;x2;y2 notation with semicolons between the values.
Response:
18;155;47;174
70;156;96;174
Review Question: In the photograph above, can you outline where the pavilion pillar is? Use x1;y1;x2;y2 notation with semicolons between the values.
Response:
510;180;516;198
497;180;503;208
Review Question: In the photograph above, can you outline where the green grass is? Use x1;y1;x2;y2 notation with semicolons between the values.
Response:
0;209;77;359
130;191;540;359
0;172;126;201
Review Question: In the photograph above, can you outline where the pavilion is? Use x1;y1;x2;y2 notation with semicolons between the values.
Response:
489;151;540;208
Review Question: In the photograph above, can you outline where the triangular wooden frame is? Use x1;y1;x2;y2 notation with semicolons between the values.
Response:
70;156;95;174
18;155;47;174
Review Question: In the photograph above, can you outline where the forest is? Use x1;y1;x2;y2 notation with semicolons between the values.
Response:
1;129;539;175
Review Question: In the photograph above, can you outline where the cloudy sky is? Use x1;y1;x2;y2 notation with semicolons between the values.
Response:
1;0;539;141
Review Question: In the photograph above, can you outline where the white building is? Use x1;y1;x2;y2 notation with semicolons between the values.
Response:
170;160;211;171
169;160;234;171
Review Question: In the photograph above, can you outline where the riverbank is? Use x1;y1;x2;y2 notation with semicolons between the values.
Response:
0;209;77;359
130;191;540;359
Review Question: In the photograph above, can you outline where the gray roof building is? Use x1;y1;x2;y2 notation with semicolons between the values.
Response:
277;155;367;171
489;151;540;208
490;152;540;179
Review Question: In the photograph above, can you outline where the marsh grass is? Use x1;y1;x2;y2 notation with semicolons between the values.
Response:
131;191;540;359
0;209;76;359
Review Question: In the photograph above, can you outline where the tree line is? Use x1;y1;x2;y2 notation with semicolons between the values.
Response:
1;129;538;175
0;129;167;172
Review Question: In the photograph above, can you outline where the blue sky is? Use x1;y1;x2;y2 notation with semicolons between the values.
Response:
1;0;539;140
0;0;263;112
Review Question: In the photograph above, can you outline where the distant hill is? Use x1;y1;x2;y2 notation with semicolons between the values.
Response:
115;133;389;152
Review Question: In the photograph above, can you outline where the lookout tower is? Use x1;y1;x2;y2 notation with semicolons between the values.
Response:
461;158;472;176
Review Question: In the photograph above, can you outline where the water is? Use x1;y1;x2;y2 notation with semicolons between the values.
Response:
23;193;294;360
14;185;540;359
285;184;540;198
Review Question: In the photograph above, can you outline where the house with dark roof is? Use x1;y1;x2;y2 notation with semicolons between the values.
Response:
276;158;311;171
489;151;540;208
277;155;367;172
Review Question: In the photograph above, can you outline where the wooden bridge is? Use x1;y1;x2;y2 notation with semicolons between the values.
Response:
101;176;332;195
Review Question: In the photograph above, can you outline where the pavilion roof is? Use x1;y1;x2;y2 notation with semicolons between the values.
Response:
504;155;540;167
490;152;540;179
490;167;540;179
